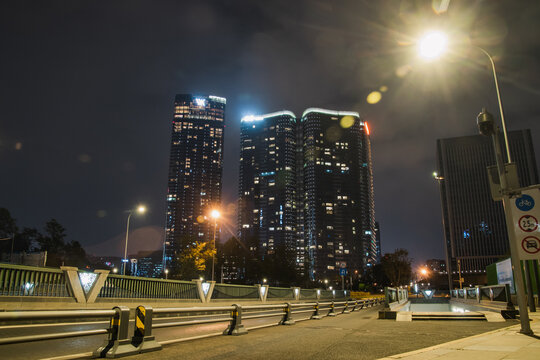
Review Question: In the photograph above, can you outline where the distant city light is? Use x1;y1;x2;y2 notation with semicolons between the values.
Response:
194;98;206;107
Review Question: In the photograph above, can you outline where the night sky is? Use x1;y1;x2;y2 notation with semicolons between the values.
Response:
1;1;539;266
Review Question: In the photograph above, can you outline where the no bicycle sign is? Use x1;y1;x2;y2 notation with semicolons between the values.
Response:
510;187;540;260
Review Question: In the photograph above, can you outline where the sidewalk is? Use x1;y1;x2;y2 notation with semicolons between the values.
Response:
379;313;540;360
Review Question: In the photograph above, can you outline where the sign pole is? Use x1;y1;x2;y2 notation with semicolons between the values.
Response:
502;195;532;333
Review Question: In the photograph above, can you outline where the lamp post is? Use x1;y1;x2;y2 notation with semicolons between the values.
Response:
122;205;146;275
164;268;169;280
417;32;532;335
210;209;220;282
432;171;454;292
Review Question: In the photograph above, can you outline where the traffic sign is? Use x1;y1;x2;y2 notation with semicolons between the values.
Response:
339;268;347;276
510;187;540;260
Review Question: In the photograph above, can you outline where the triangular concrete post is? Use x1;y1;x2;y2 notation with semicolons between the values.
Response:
194;279;216;303
257;284;269;302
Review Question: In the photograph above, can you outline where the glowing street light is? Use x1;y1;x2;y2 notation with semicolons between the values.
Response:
210;209;221;282
415;29;531;334
122;204;146;275
417;31;448;60
420;268;428;276
164;268;169;280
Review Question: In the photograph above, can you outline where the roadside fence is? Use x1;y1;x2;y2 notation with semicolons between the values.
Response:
0;298;384;358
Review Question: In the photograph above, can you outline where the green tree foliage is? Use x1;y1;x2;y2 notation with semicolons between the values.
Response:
381;248;412;287
172;240;215;280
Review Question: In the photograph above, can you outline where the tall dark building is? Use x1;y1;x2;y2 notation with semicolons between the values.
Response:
302;108;375;281
237;111;301;266
163;94;226;271
436;130;538;286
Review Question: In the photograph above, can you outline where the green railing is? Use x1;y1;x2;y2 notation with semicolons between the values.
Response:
211;283;259;300
267;286;294;299
98;274;198;299
300;288;318;300
0;263;70;297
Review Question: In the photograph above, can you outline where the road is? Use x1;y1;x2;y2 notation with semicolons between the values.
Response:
0;305;516;360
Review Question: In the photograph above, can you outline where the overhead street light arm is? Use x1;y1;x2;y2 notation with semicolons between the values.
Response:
473;46;512;163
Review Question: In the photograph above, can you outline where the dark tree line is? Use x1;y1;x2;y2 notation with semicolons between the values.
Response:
0;208;87;268
169;234;308;287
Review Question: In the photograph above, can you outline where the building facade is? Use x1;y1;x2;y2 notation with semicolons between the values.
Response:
163;94;226;271
436;130;538;286
237;111;301;266
302;108;375;281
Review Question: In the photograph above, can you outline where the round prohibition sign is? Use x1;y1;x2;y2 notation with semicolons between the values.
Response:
521;236;540;254
519;215;539;232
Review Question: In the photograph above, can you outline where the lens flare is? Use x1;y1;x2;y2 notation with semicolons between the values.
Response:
366;91;382;104
340;116;355;128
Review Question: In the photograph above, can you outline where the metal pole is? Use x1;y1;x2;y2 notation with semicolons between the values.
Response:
123;211;132;275
475;46;512;163
489;128;532;334
524;260;536;312
212;218;216;282
534;260;540;308
457;259;463;289
10;232;15;264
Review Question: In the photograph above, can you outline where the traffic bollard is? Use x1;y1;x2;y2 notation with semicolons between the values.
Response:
311;302;322;320
327;301;337;317
131;305;162;353
280;302;295;325
223;304;247;335
93;306;138;358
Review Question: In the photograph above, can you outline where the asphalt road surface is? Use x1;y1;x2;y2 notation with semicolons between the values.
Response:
0;305;516;360
137;307;517;360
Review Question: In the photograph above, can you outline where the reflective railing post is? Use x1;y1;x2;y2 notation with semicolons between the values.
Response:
351;300;358;312
223;304;247;335
131;306;162;353
280;302;295;325
342;300;350;314
94;306;137;358
327;301;337;317
311;301;322;320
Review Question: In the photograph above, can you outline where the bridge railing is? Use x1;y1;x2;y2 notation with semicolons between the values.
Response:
0;263;349;304
451;284;513;307
384;287;408;308
0;263;71;297
98;274;199;300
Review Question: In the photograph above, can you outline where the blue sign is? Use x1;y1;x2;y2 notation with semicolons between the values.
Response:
339;268;347;276
516;194;535;212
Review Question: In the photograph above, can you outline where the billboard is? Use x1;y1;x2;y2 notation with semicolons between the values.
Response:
495;258;515;294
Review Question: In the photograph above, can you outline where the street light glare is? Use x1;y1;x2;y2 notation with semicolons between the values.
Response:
137;205;146;214
418;31;448;60
210;209;220;219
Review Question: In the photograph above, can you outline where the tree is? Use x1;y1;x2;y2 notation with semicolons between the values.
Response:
381;249;412;287
172;241;215;280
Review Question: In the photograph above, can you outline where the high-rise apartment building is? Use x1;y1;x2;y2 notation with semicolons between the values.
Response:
436;130;538;286
163;94;226;271
237;111;301;266
302;108;375;281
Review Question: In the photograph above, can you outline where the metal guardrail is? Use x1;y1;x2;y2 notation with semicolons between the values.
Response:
0;298;384;358
0;263;71;297
98;274;198;299
451;284;512;304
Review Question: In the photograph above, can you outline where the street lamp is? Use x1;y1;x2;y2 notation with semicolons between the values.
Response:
122;205;146;275
417;31;532;334
417;31;511;163
210;209;220;282
164;268;169;280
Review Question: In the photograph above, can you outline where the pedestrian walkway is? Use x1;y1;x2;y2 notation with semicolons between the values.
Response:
379;313;540;360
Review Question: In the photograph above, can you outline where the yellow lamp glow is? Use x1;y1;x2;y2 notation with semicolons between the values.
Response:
418;31;448;60
210;209;220;219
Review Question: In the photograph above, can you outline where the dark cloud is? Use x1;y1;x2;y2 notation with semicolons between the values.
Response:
1;0;539;267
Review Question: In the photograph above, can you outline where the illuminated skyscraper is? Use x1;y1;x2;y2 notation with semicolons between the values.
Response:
163;94;226;271
436;130;538;286
237;111;301;267
302;108;375;281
